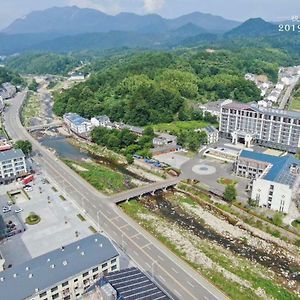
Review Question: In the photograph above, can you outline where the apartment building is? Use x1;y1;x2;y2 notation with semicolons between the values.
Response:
0;149;27;184
235;150;300;213
220;101;300;152
0;234;120;300
63;113;92;135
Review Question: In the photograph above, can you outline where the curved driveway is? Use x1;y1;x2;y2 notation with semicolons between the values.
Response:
4;91;226;300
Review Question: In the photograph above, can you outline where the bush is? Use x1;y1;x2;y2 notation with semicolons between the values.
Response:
272;213;283;227
26;212;41;225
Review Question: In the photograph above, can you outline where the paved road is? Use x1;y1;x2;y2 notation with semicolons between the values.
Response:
4;91;227;300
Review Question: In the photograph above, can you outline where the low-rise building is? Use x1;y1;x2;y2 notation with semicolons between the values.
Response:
63;113;92;135
0;149;27;184
235;150;300;213
69;72;86;81
199;99;233;118
198;126;219;144
90;116;111;128
153;133;177;147
0;234;120;300
0;83;16;100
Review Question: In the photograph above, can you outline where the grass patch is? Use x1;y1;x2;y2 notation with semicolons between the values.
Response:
21;91;42;127
64;159;129;194
217;177;238;185
59;195;66;201
153;120;216;135
290;87;300;110
291;219;300;230
77;214;86;222
89;226;97;233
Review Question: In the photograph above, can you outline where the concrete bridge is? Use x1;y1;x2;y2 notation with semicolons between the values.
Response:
27;121;63;132
110;177;181;204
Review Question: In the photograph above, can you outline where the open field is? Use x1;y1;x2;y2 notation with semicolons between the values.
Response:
21;91;42;127
153;120;216;134
64;159;135;194
121;189;300;300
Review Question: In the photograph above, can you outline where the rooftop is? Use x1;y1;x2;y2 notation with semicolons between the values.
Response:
64;113;90;126
0;149;25;161
0;234;119;300
102;267;170;300
203;126;218;134
239;150;300;187
222;101;300;119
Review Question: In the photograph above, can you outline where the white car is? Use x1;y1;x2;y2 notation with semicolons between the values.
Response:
24;186;33;192
14;208;23;213
2;206;11;213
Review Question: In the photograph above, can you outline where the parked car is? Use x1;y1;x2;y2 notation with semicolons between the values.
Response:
24;186;33;192
14;208;23;213
2;206;12;213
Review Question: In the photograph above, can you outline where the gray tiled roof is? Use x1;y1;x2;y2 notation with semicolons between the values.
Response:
0;149;25;162
0;234;119;300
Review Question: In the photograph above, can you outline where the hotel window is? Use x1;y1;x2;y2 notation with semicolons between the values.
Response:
111;258;116;264
52;293;59;300
83;272;89;277
111;265;117;271
92;267;98;273
39;292;47;298
102;262;107;269
51;287;58;293
62;281;68;287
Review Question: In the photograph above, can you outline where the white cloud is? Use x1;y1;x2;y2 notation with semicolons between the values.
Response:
143;0;165;13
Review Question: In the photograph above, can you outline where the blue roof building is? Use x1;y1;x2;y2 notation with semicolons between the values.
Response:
236;150;300;212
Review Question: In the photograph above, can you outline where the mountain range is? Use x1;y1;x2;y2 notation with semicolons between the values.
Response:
0;6;284;55
2;6;240;35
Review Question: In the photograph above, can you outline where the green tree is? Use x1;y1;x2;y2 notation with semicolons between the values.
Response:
126;154;134;165
144;126;155;137
14;140;32;156
223;184;237;203
28;79;39;92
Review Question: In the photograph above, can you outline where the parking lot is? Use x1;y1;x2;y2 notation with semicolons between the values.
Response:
0;165;95;268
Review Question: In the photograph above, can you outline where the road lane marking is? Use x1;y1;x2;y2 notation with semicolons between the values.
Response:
141;243;151;249
187;281;195;288
171;267;178;274
159;275;166;283
157;255;164;262
174;289;182;297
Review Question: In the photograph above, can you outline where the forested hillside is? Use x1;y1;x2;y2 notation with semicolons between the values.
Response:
5;53;80;75
0;66;23;85
52;47;286;125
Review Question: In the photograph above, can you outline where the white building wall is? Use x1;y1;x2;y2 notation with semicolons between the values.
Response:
27;257;120;300
251;179;292;213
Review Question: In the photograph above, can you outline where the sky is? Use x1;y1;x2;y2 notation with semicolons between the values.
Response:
0;0;299;30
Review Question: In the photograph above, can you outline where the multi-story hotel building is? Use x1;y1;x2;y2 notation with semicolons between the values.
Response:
0;149;27;184
0;234;120;300
235;150;300;213
219;102;300;152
